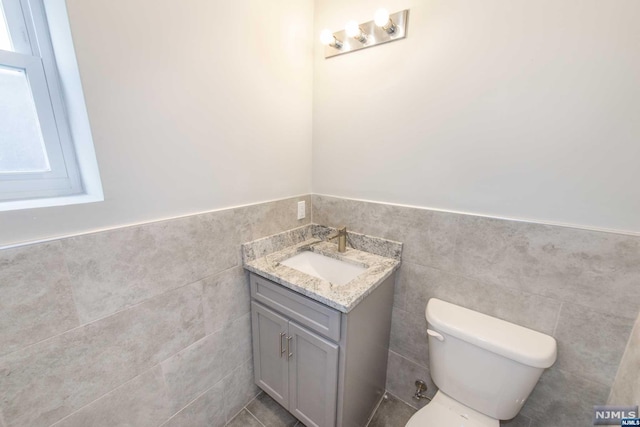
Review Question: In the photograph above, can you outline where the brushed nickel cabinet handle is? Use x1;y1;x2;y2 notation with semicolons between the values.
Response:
280;332;286;358
287;335;293;360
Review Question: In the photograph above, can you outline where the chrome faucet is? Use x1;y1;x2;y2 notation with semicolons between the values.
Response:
328;226;347;253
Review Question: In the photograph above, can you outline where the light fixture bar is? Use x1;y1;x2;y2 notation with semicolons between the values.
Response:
322;9;409;59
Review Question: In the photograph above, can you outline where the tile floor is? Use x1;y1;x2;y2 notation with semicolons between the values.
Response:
226;391;416;427
367;394;417;427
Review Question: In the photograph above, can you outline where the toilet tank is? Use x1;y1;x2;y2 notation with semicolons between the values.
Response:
426;298;557;420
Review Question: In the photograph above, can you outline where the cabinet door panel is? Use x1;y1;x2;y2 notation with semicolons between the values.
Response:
288;321;339;427
251;302;289;407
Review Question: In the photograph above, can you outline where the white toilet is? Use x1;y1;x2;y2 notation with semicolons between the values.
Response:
406;298;557;427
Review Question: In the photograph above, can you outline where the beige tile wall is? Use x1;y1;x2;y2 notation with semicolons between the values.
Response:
0;196;310;427
312;194;640;427
1;193;637;427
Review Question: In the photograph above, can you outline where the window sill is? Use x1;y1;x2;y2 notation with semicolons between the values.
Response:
0;192;104;212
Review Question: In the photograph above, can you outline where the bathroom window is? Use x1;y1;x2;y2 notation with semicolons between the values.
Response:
0;0;102;211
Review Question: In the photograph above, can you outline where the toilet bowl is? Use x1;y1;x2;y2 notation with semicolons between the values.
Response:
407;391;498;427
405;298;557;426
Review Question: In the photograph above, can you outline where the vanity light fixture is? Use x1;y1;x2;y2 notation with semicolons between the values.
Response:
320;8;409;58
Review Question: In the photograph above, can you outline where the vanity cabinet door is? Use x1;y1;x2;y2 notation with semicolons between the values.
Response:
288;321;339;427
251;302;290;408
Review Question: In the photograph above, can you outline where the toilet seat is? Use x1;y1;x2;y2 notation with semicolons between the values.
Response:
406;391;499;427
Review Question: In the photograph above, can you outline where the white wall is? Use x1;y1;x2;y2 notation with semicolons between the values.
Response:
4;0;640;246
0;0;314;247
313;0;640;234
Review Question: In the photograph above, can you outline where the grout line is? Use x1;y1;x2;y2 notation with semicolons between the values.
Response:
160;376;228;426
0;278;209;360
2;258;256;362
75;259;241;326
244;390;263;414
364;392;386;427
552;301;564;336
525;415;533;427
554;366;611;388
384;390;419;410
606;313;639;404
389;348;430;371
47;364;163;426
398;258;638;325
223;361;260;424
243;409;266;427
58;242;84;332
157;371;174;427
399;259;540;302
449;215;463;269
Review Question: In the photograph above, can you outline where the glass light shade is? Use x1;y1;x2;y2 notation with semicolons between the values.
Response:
374;9;390;27
345;20;361;38
320;29;334;45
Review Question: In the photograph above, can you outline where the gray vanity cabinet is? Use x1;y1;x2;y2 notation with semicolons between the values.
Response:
250;272;394;427
251;302;339;427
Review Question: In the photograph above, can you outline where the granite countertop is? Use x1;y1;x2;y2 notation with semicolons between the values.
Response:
242;225;402;313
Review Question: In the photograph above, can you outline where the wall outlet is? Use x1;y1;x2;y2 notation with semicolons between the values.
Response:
297;201;306;220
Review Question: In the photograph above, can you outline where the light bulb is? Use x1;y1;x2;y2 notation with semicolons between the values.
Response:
374;8;396;33
320;28;342;49
345;20;367;43
320;29;334;45
374;8;390;27
345;20;361;38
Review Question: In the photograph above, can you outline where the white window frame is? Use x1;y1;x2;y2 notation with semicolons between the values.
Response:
0;0;102;211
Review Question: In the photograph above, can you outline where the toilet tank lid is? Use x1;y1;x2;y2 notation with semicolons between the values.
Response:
426;298;557;368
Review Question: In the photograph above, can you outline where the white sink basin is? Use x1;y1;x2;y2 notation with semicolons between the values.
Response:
280;251;367;286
